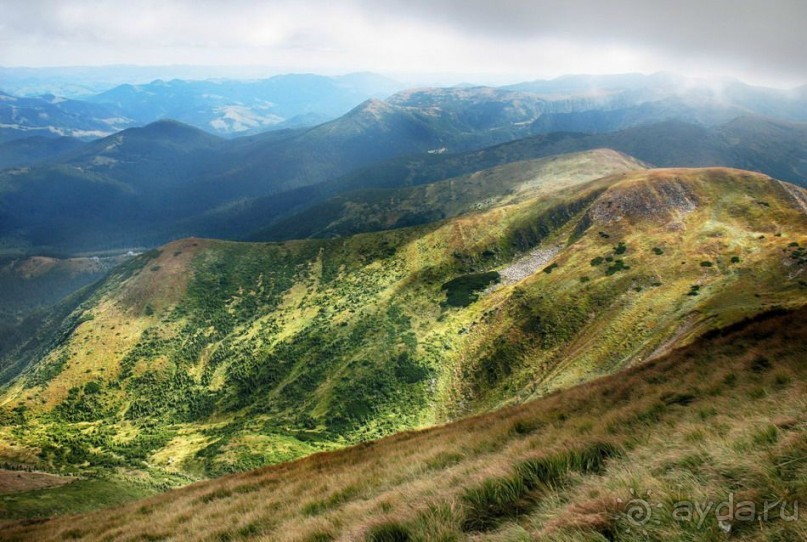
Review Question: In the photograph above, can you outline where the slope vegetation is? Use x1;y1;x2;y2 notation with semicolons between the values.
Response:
1;305;804;541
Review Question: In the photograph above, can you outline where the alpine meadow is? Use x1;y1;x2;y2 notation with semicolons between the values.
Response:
0;1;805;541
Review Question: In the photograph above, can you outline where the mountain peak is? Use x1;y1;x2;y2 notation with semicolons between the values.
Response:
588;167;789;225
352;97;393;114
131;119;221;140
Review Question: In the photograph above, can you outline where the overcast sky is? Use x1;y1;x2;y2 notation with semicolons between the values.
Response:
0;0;804;87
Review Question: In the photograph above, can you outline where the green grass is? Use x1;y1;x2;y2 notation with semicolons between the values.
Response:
460;442;621;532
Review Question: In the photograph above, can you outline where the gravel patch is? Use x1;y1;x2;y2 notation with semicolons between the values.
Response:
486;245;562;292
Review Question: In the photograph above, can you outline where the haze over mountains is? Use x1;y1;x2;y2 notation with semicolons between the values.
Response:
0;73;404;141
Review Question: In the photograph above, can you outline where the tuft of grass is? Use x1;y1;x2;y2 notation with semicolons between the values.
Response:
197;488;233;504
365;521;412;542
751;424;779;446
302;485;361;516
461;442;622;532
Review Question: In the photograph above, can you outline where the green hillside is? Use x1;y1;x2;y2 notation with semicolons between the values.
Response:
1;304;804;541
0;167;805;516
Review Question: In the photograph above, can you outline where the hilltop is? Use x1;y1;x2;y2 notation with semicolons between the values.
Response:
0;166;805;517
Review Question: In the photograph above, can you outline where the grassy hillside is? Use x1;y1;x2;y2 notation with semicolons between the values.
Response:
0;167;805;514
1;305;804;541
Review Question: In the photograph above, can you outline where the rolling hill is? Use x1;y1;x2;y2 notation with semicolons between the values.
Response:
328;117;807;197
3;110;806;257
0;166;805;519
0;136;85;170
0;120;231;252
0;94;556;254
0;93;525;252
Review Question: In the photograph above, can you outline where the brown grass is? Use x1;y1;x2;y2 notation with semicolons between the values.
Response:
0;470;75;495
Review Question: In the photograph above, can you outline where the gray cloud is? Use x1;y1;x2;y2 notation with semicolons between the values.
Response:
0;0;803;86
363;0;805;83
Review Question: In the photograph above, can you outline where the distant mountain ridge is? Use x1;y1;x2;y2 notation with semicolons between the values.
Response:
1;113;805;255
0;73;404;142
85;73;404;136
0;91;132;143
328;116;807;195
1;72;805;257
4;71;805;145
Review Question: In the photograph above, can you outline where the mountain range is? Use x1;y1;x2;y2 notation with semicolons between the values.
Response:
0;90;130;143
0;71;806;540
3;72;806;143
1;109;804;256
85;73;404;136
0;73;403;142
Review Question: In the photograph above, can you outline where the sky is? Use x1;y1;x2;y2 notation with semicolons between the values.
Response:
0;0;805;87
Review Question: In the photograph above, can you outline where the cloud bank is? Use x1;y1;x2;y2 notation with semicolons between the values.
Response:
0;0;803;86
